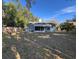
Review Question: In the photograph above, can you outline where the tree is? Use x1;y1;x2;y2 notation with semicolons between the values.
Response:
15;9;29;27
2;1;29;27
25;0;35;10
2;3;17;27
3;0;38;27
60;21;75;32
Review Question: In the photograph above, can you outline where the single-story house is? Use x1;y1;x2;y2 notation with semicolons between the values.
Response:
25;22;56;32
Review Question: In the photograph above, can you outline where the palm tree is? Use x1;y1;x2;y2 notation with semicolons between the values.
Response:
25;0;35;11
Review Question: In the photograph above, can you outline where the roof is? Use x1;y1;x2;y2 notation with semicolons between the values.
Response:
34;23;52;27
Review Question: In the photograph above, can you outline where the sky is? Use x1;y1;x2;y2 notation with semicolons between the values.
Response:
3;0;76;23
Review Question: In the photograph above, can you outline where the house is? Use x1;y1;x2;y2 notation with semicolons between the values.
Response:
25;22;56;32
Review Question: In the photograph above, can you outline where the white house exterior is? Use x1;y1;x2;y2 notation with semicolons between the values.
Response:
25;22;56;32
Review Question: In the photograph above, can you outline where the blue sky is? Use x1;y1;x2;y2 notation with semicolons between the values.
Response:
3;0;76;23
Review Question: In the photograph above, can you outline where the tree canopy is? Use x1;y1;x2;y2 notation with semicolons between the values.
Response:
2;0;39;27
59;18;76;32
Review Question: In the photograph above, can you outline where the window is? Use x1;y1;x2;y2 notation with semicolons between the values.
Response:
35;26;44;31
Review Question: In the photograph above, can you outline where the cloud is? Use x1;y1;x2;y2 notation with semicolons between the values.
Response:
61;5;76;13
44;5;76;23
51;5;76;18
